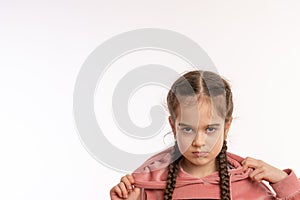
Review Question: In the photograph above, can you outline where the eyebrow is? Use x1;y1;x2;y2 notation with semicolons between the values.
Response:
178;122;221;127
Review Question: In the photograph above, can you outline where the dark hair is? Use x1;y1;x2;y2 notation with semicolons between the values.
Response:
164;70;233;200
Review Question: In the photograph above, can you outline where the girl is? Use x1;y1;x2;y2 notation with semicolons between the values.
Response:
110;70;300;200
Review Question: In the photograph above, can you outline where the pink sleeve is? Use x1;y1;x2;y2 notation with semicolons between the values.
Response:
270;169;300;200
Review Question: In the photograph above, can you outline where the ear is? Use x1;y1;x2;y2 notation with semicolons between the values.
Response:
168;116;176;138
224;116;233;140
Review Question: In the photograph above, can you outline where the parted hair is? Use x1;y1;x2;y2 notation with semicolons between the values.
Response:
164;70;233;200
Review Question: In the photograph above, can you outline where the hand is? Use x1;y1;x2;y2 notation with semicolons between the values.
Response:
242;157;288;184
110;174;140;200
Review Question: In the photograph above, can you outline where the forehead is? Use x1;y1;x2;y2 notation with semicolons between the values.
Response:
175;96;224;125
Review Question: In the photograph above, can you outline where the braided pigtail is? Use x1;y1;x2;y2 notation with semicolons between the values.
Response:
217;140;231;200
163;142;182;200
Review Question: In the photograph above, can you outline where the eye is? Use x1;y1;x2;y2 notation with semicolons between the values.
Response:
206;127;216;134
181;127;194;134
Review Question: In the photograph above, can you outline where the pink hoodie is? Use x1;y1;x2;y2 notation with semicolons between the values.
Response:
132;147;300;200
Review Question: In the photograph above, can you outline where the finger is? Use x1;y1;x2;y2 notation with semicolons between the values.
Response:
110;185;122;198
242;157;264;170
242;157;258;166
252;171;267;182
126;174;135;184
121;176;133;190
118;182;128;198
249;167;264;182
242;157;254;171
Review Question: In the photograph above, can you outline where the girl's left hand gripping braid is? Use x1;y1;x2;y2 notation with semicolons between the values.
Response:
110;174;140;200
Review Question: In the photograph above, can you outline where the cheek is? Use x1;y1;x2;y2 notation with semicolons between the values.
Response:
210;134;224;153
206;132;223;149
176;135;193;154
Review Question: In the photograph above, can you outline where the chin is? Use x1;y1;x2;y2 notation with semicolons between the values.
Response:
187;156;210;165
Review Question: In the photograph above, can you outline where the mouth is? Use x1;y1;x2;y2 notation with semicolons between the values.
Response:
192;151;209;157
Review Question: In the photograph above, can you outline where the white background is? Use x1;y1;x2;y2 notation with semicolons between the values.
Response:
1;1;300;199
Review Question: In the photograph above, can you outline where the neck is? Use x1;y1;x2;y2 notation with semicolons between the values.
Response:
180;158;218;178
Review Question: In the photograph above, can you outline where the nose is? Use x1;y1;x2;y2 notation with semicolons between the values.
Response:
192;132;206;147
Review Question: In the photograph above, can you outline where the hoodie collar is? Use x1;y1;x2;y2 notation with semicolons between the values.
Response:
133;147;253;189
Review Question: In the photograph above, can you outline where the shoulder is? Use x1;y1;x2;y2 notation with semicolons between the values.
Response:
133;146;173;174
226;152;244;169
132;147;173;189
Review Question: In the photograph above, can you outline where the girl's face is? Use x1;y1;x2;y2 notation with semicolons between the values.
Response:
169;97;231;172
